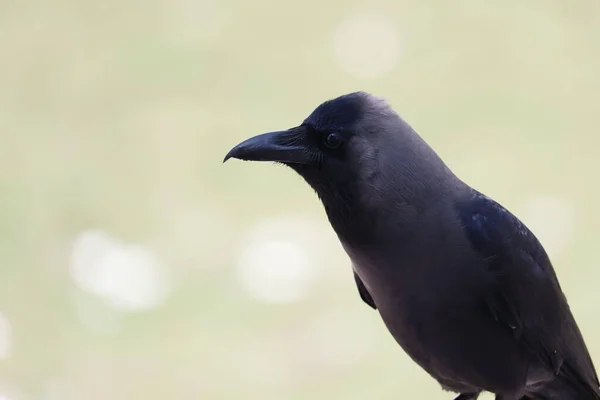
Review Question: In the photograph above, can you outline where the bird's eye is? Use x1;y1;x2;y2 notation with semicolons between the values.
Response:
323;132;343;149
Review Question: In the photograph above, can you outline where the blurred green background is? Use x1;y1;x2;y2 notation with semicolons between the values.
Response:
1;0;599;399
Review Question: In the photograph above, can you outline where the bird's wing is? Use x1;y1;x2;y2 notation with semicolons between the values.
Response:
456;191;599;398
353;271;376;309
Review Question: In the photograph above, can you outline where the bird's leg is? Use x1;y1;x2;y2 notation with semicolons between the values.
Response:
454;394;479;400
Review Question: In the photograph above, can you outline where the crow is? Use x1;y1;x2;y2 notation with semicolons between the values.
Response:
224;92;599;399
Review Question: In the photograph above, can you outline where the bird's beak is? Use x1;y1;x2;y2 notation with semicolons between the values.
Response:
223;128;311;164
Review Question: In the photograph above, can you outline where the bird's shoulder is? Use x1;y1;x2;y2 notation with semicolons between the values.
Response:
455;189;557;280
456;190;535;255
454;190;591;377
454;189;565;320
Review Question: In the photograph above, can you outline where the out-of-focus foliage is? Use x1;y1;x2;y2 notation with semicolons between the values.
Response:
0;0;599;399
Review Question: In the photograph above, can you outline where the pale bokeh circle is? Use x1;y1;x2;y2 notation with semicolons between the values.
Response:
236;239;315;303
69;229;170;312
235;215;333;303
332;14;402;79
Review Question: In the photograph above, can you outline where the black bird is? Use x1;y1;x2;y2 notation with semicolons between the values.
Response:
223;92;599;399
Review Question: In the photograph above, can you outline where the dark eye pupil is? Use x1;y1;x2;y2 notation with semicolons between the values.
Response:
324;133;342;149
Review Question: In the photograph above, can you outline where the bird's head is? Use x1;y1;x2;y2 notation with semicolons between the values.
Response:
224;92;454;230
225;92;399;192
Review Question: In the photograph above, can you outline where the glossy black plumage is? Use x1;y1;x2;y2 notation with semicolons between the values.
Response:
224;92;599;399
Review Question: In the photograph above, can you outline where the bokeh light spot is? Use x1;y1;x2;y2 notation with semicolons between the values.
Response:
69;229;170;312
235;216;331;303
237;239;315;303
161;0;232;47
332;14;402;79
